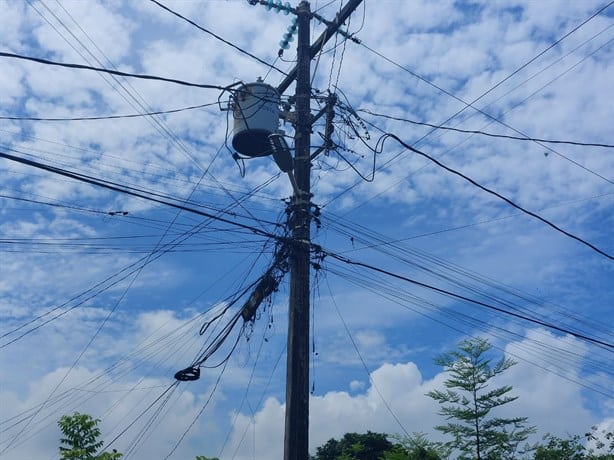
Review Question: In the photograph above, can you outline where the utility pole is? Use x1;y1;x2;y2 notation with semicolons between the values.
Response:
279;1;364;459
284;2;311;459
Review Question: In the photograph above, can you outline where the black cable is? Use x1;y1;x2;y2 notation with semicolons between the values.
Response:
150;0;287;76
378;133;613;261
0;150;283;241
1;146;282;230
330;190;614;251
361;1;613;132
325;262;613;398
105;382;180;449
0;51;229;90
358;109;614;149
323;212;614;342
0;101;218;121
324;273;412;438
322;249;614;349
354;5;614;187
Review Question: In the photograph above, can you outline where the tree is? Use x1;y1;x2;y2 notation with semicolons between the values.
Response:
311;431;394;460
383;433;450;460
58;412;122;460
426;337;535;460
533;433;586;460
533;428;614;460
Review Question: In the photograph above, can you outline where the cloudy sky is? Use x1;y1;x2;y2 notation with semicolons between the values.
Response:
0;0;612;459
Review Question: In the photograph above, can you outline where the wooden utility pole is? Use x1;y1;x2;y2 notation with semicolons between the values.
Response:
281;1;364;459
284;3;312;459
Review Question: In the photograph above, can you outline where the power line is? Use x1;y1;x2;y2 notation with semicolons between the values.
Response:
149;0;288;76
358;108;614;149
0;51;230;90
329;191;614;249
0;150;283;241
325;261;613;397
321;248;614;350
0;101;218;121
361;1;613;134
339;3;614;204
378;133;613;261
324;274;411;438
322;211;614;343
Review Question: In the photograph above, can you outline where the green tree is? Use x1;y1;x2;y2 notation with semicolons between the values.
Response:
383;433;450;460
533;428;614;460
311;431;394;459
533;433;586;460
58;412;122;460
426;337;535;460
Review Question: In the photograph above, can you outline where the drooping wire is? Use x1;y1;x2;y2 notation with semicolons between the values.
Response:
161;359;230;460
320;247;614;349
324;260;613;398
375;133;613;261
3;140;233;452
323;271;412;438
0;101;219;121
149;0;288;76
0;51;230;90
357;108;614;149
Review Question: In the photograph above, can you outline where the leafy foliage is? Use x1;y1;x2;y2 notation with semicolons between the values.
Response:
533;427;614;460
311;431;394;460
383;432;451;460
426;338;535;460
58;412;122;460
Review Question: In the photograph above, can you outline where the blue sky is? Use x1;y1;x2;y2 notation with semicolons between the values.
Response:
0;0;612;459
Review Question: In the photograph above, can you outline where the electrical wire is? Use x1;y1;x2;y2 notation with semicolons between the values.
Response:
376;133;613;261
324;261;613;398
357;108;614;149
0;51;230;90
150;0;287;76
326;5;614;208
359;0;613;140
321;211;613;342
320;247;613;349
0;101;219;121
0;150;283;241
324;272;412;438
333;191;614;250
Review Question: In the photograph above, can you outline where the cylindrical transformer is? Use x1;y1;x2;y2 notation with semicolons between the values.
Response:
232;79;280;157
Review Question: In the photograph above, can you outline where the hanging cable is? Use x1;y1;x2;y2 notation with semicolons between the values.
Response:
0;101;219;121
0;51;230;90
150;0;287;76
319;247;614;349
357;109;614;149
374;133;613;261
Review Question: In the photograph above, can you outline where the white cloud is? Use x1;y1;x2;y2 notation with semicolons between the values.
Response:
0;1;611;459
224;330;610;459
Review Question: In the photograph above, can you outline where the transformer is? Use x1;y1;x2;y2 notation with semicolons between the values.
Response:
232;78;280;157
